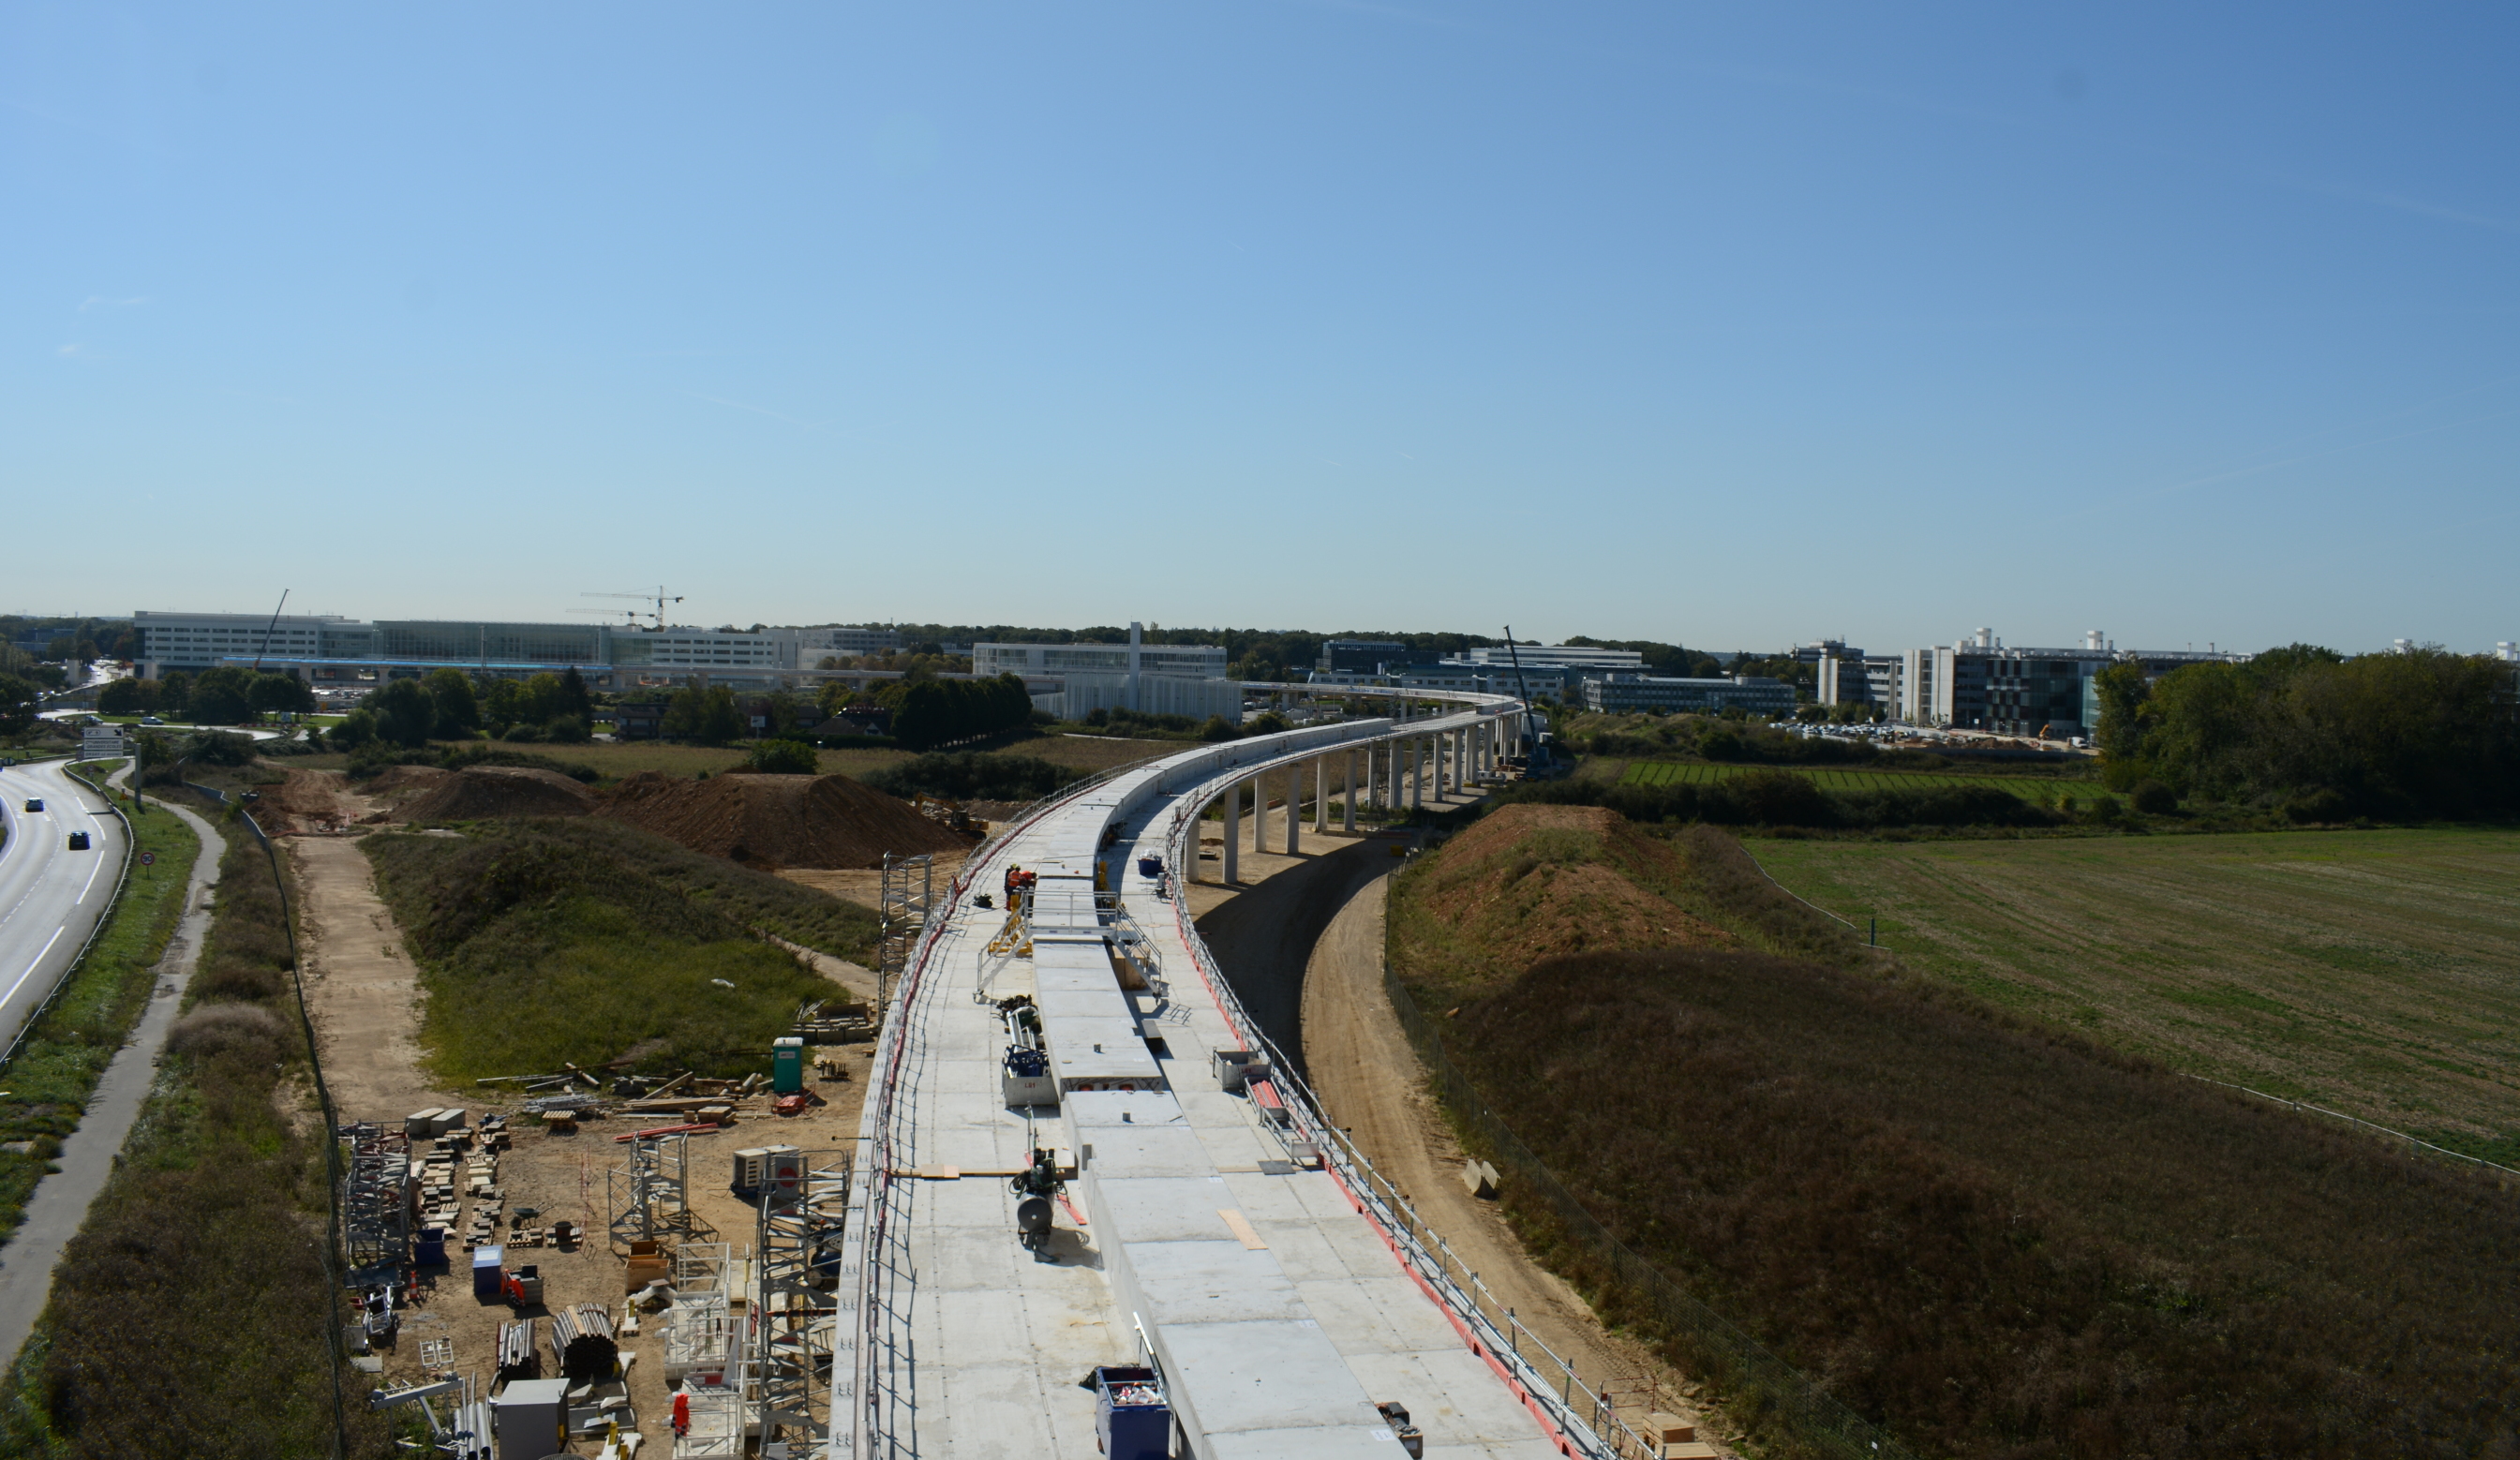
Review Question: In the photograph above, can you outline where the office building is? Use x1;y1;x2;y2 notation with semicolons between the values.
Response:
1815;651;1900;711
1582;674;1796;716
1316;640;1435;674
976;625;1238;722
136;610;848;688
1457;644;1648;673
1896;629;2246;735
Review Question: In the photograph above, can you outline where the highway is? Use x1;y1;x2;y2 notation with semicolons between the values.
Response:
0;760;128;1059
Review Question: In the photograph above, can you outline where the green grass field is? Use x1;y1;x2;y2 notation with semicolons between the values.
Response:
1745;828;2520;1155
1619;758;2096;807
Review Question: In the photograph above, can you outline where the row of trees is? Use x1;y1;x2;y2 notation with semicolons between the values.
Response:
2095;645;2520;819
331;667;594;751
99;669;314;723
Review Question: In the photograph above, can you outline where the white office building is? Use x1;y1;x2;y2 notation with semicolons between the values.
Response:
976;625;1239;722
1456;644;1647;673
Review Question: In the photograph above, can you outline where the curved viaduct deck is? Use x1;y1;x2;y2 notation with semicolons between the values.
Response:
832;693;1641;1460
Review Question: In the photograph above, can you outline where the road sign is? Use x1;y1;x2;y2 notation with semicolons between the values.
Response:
139;851;156;867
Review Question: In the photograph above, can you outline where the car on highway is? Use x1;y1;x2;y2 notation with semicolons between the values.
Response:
23;798;41;812
67;831;90;851
141;716;164;725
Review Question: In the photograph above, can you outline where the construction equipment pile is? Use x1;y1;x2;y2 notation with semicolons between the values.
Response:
551;1303;620;1383
496;1318;540;1381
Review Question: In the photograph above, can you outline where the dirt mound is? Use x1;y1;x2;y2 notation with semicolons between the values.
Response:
399;767;595;823
364;765;451;797
1404;804;1731;994
598;772;970;871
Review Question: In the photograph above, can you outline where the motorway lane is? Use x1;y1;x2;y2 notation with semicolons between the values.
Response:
0;761;129;1058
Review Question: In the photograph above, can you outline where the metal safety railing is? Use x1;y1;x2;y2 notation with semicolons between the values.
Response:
1144;764;1661;1460
844;707;1528;1460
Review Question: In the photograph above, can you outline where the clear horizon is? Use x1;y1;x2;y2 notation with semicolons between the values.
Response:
7;4;2514;657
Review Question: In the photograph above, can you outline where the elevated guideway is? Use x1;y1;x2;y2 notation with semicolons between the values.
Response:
834;693;1660;1460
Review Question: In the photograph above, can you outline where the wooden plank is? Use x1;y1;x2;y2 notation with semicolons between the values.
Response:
1216;1209;1268;1250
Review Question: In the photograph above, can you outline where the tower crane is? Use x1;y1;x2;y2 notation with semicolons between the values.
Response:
574;588;684;631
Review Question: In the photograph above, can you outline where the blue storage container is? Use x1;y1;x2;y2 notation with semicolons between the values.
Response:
471;1244;504;1299
1137;856;1163;879
415;1226;447;1266
1093;1365;1170;1460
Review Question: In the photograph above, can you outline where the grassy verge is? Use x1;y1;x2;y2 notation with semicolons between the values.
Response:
364;818;867;1080
1621;758;2100;807
0;767;199;1242
1392;811;2520;1459
1743;827;2520;1153
0;811;391;1457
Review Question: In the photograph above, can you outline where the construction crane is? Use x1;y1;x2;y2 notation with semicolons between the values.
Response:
575;587;683;632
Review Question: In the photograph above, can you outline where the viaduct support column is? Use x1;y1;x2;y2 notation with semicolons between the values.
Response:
1313;756;1328;835
1221;789;1239;884
1344;751;1357;832
1285;763;1300;856
1409;738;1424;812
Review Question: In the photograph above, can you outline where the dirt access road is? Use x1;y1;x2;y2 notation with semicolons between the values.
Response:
286;818;876;1450
1194;799;1734;1453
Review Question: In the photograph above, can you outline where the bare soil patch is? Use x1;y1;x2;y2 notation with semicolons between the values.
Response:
600;771;970;871
290;835;453;1121
400;766;595;823
778;847;974;915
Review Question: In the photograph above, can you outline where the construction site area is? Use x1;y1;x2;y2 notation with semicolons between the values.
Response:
266;693;1724;1460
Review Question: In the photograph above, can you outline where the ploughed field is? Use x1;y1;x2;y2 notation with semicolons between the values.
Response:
1619;758;2098;808
1746;827;2520;1157
1388;806;2520;1460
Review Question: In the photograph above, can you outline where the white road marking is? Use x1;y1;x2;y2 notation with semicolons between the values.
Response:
5;927;67;1010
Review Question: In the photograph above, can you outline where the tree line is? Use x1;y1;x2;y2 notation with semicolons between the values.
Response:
2095;645;2520;820
100;669;314;723
331;667;594;751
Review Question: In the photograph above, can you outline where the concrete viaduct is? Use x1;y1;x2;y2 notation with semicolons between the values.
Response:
809;690;1660;1460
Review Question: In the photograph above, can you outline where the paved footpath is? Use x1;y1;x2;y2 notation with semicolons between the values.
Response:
0;776;226;1368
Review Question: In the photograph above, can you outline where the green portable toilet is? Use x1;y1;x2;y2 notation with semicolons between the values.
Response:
771;1035;807;1095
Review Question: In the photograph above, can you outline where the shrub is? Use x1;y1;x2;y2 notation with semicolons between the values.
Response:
2130;779;2180;814
862;752;1082;803
745;738;820;775
165;1005;287;1063
501;722;545;743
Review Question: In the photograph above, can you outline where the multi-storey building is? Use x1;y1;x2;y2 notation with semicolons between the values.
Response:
974;626;1238;722
1457;644;1648;673
135;610;851;688
1893;629;2247;735
1581;673;1796;716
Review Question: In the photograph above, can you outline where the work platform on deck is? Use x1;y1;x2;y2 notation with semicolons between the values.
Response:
857;728;1559;1460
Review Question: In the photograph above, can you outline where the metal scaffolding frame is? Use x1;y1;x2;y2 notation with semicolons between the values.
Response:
753;1150;852;1452
607;1131;699;1254
876;853;934;1006
342;1121;411;1277
666;1240;747;1459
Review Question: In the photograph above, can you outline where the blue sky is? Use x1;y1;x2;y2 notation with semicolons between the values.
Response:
5;3;2514;655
